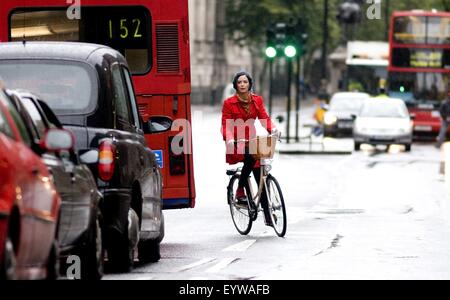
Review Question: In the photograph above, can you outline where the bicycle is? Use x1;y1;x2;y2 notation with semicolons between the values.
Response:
226;133;287;237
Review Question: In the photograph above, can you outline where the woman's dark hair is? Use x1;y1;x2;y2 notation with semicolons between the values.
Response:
232;71;253;91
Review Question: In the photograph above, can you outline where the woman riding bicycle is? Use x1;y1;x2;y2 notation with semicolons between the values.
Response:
221;71;278;227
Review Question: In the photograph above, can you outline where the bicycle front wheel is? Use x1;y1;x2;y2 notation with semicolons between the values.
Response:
266;175;287;237
228;175;252;235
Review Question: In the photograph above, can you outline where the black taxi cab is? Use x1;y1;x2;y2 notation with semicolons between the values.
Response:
0;42;166;272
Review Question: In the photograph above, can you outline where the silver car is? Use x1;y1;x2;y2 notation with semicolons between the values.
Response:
353;97;413;151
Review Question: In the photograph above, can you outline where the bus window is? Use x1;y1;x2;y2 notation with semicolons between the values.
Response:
394;16;426;44
10;7;151;74
427;17;450;45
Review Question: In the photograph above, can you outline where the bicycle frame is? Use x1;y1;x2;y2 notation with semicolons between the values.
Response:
246;160;272;210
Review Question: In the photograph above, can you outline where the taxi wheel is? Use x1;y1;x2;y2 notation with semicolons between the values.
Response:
157;212;165;243
106;232;134;273
80;213;104;280
138;239;161;263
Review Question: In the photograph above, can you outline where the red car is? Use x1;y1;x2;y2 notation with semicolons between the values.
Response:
0;87;64;279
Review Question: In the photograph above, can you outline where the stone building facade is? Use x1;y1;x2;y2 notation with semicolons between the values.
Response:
188;0;253;104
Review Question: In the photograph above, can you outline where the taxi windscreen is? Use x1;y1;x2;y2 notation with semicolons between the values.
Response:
0;60;98;115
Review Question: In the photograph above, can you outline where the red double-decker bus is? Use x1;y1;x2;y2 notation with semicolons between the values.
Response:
0;0;196;209
388;10;450;137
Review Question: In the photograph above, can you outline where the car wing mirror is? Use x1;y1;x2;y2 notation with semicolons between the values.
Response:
79;149;99;164
144;116;173;134
40;129;74;152
351;114;357;120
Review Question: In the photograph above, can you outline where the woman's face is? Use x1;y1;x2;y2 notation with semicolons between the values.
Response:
236;75;250;93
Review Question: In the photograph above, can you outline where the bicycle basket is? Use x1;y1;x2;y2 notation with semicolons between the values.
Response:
250;135;277;159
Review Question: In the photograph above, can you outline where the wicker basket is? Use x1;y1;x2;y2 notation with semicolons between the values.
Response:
249;135;277;159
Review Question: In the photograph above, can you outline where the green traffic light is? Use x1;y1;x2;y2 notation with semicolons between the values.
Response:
284;45;297;58
400;86;405;93
265;46;277;58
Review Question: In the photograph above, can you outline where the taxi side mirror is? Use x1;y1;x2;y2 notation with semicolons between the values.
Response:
40;129;74;152
144;116;173;134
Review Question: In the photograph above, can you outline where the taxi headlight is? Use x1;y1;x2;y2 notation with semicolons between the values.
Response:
324;114;337;125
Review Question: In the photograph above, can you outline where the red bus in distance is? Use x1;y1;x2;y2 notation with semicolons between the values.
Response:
0;0;196;209
388;10;450;137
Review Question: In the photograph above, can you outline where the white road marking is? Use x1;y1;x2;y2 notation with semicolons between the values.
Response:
175;257;217;272
206;257;239;273
222;239;256;252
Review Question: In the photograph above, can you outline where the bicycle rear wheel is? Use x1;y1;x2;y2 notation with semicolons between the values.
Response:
266;175;287;237
228;175;252;235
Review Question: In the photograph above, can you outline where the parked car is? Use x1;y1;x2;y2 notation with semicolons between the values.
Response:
0;86;61;280
323;92;370;137
7;90;104;279
353;97;413;151
0;42;165;272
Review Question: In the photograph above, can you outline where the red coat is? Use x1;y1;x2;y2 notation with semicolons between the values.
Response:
221;94;274;165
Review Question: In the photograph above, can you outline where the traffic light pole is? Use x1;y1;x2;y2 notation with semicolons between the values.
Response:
268;59;274;117
286;58;292;144
295;54;300;142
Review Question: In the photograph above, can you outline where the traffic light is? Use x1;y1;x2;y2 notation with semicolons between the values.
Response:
284;23;297;58
265;26;277;58
295;19;308;57
265;22;302;59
